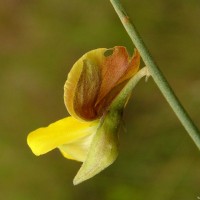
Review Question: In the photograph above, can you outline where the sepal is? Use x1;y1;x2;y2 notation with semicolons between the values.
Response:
73;110;122;185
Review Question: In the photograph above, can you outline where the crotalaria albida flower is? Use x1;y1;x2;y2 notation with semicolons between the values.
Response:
27;46;148;185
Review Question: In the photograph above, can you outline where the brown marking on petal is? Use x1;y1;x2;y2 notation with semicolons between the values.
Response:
117;48;140;84
64;48;106;121
95;48;140;116
73;59;101;121
64;47;140;121
96;46;130;104
95;80;128;116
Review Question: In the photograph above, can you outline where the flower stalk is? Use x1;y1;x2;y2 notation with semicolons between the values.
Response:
110;0;200;150
110;66;149;111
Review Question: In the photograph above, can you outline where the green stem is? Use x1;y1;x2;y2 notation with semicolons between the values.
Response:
110;0;200;150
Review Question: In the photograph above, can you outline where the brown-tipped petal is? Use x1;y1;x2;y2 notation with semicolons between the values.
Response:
117;48;140;84
95;47;140;115
64;48;106;121
95;81;128;117
64;47;140;121
97;46;130;104
73;59;101;120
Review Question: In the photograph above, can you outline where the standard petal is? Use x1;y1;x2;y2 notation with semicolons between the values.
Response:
64;47;140;121
117;48;140;84
64;48;106;121
27;117;99;158
72;59;101;120
96;46;130;104
95;47;140;115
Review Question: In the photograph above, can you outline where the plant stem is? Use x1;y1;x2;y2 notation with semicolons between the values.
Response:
110;0;200;150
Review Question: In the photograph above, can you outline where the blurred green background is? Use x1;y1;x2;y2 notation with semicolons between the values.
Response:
1;0;200;199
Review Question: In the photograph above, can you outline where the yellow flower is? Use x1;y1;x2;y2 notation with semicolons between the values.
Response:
27;46;140;185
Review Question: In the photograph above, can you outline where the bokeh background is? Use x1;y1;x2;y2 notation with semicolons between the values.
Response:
1;0;200;199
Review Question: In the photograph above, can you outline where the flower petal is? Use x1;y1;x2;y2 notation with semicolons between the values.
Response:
58;132;95;162
117;48;140;84
96;46;130;103
64;48;106;121
97;47;140;102
64;47;140;121
73;59;101;120
95;47;140;115
27;117;99;159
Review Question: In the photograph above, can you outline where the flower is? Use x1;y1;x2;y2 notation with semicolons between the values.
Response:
27;46;140;185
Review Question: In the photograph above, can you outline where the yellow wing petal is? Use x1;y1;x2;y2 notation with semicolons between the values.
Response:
58;133;95;162
27;117;99;159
